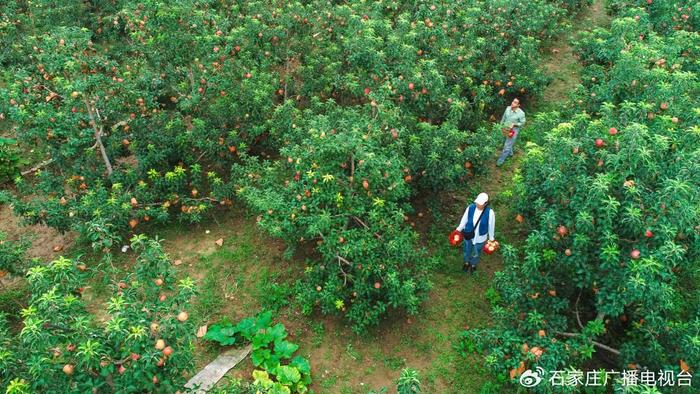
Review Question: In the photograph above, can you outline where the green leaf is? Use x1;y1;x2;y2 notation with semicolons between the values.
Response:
263;354;281;372
251;348;271;367
202;322;237;346
252;332;273;350
233;316;257;339
268;323;287;342
274;340;299;359
269;383;291;394
290;355;311;375
255;310;274;330
580;343;594;359
253;370;273;388
275;365;301;385
583;319;605;337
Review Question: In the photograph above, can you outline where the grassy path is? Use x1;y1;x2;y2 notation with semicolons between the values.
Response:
402;0;614;392
539;0;611;111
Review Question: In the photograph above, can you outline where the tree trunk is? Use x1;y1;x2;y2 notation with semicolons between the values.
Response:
83;98;113;176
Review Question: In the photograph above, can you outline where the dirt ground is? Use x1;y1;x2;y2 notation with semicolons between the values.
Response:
0;203;76;262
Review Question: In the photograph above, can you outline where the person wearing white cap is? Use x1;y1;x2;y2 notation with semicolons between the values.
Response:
455;192;496;274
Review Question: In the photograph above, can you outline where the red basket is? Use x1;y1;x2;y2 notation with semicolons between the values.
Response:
449;230;463;246
483;240;500;255
508;128;516;138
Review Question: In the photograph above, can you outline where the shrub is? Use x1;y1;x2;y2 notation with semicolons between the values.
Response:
0;232;29;277
0;236;198;393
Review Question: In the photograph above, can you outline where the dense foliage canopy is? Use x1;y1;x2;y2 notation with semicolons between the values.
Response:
465;1;700;390
0;0;586;332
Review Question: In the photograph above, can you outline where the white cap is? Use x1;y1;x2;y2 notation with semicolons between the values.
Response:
474;192;489;205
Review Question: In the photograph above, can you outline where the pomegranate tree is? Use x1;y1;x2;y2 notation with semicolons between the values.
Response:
0;236;197;392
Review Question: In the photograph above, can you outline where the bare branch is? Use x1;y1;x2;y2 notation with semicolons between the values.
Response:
110;120;129;132
195;150;208;163
133;197;219;208
336;254;352;266
335;254;352;286
283;57;289;101
574;289;584;330
349;153;355;188
35;84;62;100
95;125;113;176
188;68;196;88
83;98;113;176
21;159;54;176
351;215;383;240
556;331;620;355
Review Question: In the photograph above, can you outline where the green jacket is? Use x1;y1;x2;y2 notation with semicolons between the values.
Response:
500;107;526;128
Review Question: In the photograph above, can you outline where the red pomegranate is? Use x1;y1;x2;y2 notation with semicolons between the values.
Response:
449;230;463;246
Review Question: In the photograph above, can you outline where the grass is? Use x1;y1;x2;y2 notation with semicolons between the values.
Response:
0;282;26;317
309;321;326;348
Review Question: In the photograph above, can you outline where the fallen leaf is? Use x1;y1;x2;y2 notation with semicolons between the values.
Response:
215;238;224;247
510;361;527;379
53;245;63;252
521;343;529;354
174;259;183;266
680;360;690;372
530;346;543;360
196;325;208;338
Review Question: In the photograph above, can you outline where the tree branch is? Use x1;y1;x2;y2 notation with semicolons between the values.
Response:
349;153;355;188
574;289;584;330
134;197;220;208
83;98;113;176
110;120;129;132
555;331;620;355
335;254;353;286
36;84;62;100
351;215;382;240
21;159;54;176
283;56;290;101
336;254;352;266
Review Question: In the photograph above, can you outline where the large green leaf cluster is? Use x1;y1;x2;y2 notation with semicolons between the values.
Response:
609;0;699;34
204;311;312;393
0;236;197;393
